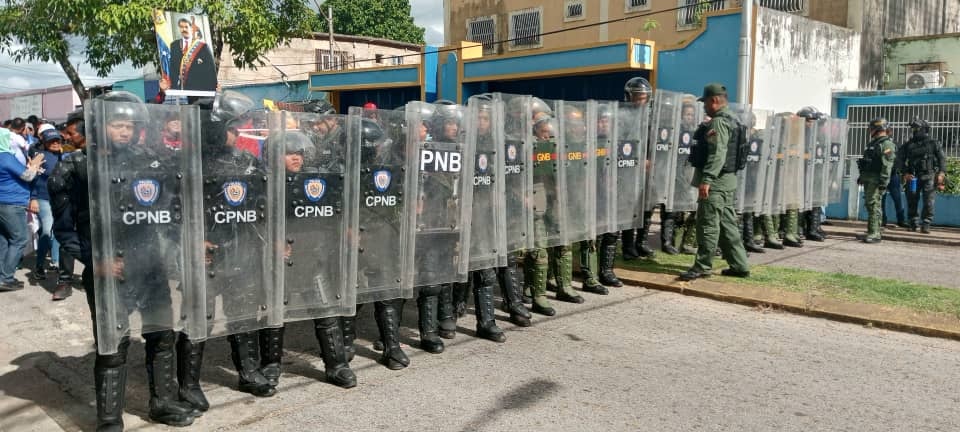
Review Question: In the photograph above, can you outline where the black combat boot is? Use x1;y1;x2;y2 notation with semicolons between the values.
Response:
374;300;410;370
598;238;623;287
620;229;639;259
227;331;276;397
806;207;825;241
340;315;357;362
636;212;656;258
94;338;129;432
661;217;679;255
452;282;470;318
474;269;506;342
742;214;765;253
259;327;284;390
314;317;357;388
416;287;444;354
437;284;457;339
498;257;532;327
921;222;931;234
176;334;209;412
144;331;197;427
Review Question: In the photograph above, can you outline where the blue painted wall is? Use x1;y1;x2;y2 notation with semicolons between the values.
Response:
227;80;325;109
462;43;631;80
440;52;459;102
309;66;419;89
463;70;651;102
832;88;960;119
657;13;741;101
424;46;439;102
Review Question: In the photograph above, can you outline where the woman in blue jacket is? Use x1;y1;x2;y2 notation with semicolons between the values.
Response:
0;128;45;291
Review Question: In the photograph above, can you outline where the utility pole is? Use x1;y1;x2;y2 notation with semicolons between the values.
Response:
328;7;336;70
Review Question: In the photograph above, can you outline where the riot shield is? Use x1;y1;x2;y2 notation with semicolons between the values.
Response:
810;118;830;208
593;101;618;235
648;90;683;211
801;118;817;211
530;98;565;248
349;107;417;304
670;96;703;212
771;114;805;213
736;108;774;214
465;95;505;271
183;108;285;340
556;100;596;244
279;112;358;322
407;101;475;286
88;100;200;354
497;93;535;260
826;118;848;204
614;101;648;230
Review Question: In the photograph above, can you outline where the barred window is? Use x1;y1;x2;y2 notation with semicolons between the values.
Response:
565;0;585;22
315;49;346;71
509;7;543;50
467;15;498;55
677;0;726;30
757;0;806;14
626;0;650;12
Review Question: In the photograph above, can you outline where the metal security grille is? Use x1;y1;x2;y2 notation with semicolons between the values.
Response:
566;1;584;19
627;0;649;10
315;49;346;71
467;16;497;55
757;0;806;13
677;0;726;29
510;8;542;48
846;104;960;158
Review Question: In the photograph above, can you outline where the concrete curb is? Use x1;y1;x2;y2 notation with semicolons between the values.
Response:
614;268;960;342
822;228;960;247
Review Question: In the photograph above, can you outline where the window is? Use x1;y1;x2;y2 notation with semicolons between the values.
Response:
565;0;585;22
757;0;807;15
315;49;346;71
375;54;384;64
625;0;650;13
509;7;543;50
467;15;498;55
677;0;726;30
391;55;404;65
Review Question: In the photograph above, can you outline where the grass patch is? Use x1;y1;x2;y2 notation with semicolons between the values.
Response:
614;251;960;317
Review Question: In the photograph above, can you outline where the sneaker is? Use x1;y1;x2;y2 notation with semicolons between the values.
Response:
30;268;46;281
0;281;23;292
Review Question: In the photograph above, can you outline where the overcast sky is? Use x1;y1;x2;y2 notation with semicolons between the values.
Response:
0;0;446;95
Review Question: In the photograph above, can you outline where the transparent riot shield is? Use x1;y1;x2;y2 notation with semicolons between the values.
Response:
279;112;358;322
648;90;683;211
531;99;565;248
777;114;805;212
760;114;784;216
497;93;535;260
736;109;774;214
183;107;285;340
593;101;618;235
614;101;649;230
670;96;703;212
827;119;849;204
349;107;417;304
556;100;596;244
810;118;830;208
801;118;817;211
407;102;475;286
88;100;200;354
465;95;505;271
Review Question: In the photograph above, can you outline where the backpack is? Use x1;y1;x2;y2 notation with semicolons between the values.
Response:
722;116;749;173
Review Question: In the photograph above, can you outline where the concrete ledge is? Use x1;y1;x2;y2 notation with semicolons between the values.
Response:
822;228;960;247
615;268;960;341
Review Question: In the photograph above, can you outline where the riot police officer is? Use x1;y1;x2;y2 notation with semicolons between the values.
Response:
897;118;947;233
48;92;199;430
621;77;657;259
797;106;826;242
858;117;897;243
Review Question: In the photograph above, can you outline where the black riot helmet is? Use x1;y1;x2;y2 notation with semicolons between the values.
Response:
99;91;149;146
360;118;385;161
624;77;652;103
211;90;256;124
430;100;462;142
304;99;336;115
868;117;889;136
283;130;313;155
909;117;931;138
796;106;823;121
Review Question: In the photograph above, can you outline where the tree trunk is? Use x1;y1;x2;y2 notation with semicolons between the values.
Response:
55;52;86;100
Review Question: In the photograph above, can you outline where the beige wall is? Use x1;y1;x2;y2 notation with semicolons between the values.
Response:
218;37;421;86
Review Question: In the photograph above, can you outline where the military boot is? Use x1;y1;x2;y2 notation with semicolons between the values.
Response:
636;212;656;258
437;284;457;339
474;269;506;342
620;229;639;259
783;210;803;247
340;315;357;363
176;335;209;412
578;241;608;295
416;288;444;354
258;327;284;390
761;215;784;249
806;207;825;241
144;331;197;426
742;214;765;253
498;256;532;327
550;246;584;304
921;223;931;234
525;249;556;316
660;216;679;255
452;281;470;318
227;332;276;397
314;317;357;388
598;238;623;288
94;338;129;432
374;300;410;370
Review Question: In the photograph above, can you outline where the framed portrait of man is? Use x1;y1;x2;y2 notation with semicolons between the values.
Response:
154;10;218;97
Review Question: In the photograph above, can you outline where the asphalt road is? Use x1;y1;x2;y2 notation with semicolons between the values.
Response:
2;267;959;431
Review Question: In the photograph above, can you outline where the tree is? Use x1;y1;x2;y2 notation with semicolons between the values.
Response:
322;0;424;45
0;0;322;99
642;18;660;40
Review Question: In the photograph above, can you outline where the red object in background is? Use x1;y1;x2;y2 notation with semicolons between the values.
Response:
363;102;377;111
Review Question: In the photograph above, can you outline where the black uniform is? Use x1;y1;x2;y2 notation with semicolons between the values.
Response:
896;132;947;230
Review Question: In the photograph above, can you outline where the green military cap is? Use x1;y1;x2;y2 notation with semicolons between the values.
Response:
697;83;727;102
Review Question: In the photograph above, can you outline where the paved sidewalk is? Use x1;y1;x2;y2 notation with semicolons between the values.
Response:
821;219;960;247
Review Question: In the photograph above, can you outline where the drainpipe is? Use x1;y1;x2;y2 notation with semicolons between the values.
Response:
737;0;753;104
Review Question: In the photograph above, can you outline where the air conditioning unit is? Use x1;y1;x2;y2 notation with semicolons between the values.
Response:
906;71;943;89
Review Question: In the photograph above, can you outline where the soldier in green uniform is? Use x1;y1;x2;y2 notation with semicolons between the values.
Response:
679;83;750;281
858;117;897;243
